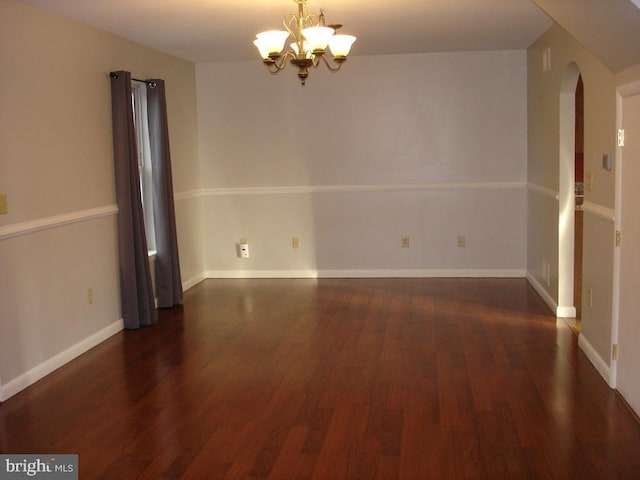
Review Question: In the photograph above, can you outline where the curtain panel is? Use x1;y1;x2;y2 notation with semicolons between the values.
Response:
146;79;183;308
110;71;157;329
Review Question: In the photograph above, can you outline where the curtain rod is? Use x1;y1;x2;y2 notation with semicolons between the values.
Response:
109;72;157;88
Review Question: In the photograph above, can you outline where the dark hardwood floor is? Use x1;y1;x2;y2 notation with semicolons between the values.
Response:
1;278;639;479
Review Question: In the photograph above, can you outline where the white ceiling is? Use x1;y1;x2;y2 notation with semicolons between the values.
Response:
17;0;640;72
531;0;640;73
17;0;553;63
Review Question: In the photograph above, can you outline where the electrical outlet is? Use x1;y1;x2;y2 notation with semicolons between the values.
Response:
237;238;250;258
87;288;94;305
401;235;410;248
292;237;300;249
457;235;465;247
543;261;550;286
0;193;8;215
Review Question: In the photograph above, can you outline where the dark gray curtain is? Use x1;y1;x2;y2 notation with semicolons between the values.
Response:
110;71;158;329
146;79;183;308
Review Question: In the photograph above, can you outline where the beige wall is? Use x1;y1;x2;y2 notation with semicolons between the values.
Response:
0;0;202;398
527;24;617;379
196;51;528;277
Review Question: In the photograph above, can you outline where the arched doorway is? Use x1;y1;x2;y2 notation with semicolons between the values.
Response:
557;63;581;318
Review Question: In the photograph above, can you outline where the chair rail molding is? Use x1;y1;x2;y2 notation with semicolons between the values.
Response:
0;205;118;241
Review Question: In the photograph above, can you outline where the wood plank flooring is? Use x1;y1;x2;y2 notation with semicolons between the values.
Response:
1;278;640;479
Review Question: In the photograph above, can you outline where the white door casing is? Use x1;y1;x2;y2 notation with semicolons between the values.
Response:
613;80;640;415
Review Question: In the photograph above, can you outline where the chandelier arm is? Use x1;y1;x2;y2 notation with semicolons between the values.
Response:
278;52;294;68
266;63;281;75
319;54;343;72
297;0;320;28
304;13;319;27
284;3;321;53
264;52;294;74
284;14;297;37
284;13;305;55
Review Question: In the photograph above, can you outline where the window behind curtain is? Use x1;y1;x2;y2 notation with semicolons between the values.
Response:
131;82;156;254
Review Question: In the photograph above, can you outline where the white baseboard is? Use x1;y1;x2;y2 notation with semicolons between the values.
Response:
0;319;124;402
578;334;613;387
556;305;577;318
182;272;207;291
206;269;526;279
207;270;318;279
526;271;557;314
319;269;526;278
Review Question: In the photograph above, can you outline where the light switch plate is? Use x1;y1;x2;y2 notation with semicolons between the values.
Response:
585;172;593;191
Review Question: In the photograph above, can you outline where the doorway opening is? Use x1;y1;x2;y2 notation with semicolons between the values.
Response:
574;75;584;322
557;63;581;319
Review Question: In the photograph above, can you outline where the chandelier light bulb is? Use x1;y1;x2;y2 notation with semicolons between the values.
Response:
301;26;335;52
253;39;271;60
328;34;357;58
290;42;313;58
255;30;290;56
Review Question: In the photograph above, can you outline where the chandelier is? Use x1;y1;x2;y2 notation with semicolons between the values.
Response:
253;0;357;85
